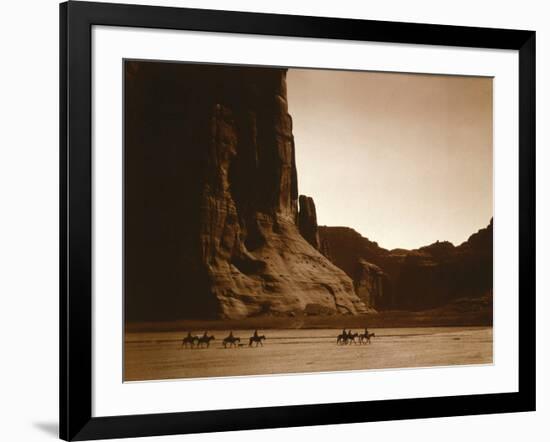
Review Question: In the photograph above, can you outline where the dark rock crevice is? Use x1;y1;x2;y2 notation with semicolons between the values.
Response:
298;195;320;250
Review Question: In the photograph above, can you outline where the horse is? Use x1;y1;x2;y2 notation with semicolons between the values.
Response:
337;331;359;345
223;335;241;348
336;333;348;345
360;332;376;344
196;334;215;348
181;333;198;348
249;335;266;347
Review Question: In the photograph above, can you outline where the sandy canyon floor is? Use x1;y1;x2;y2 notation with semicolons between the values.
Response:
125;326;492;381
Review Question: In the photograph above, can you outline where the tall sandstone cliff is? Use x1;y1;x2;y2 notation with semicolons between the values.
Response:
319;219;493;310
125;62;368;321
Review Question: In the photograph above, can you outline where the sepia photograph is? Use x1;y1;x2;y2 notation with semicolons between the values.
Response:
123;60;493;382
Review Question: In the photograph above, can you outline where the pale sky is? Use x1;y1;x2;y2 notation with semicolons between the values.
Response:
287;69;493;250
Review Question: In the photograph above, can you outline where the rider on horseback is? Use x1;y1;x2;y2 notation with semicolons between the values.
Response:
182;331;197;348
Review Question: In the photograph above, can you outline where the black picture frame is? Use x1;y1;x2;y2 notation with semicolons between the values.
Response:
60;1;536;440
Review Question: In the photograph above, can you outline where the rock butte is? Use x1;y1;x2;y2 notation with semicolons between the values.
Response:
125;62;368;320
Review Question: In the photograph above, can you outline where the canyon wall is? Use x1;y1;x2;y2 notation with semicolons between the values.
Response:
124;60;492;321
125;61;368;321
319;219;493;310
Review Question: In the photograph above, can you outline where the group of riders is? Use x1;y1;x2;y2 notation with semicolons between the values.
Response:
337;328;376;345
181;330;265;349
182;327;376;349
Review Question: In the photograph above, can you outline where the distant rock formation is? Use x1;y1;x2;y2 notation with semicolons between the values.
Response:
353;260;389;309
319;219;493;310
125;62;368;321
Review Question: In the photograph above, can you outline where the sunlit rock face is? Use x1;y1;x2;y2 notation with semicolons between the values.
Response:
125;62;368;321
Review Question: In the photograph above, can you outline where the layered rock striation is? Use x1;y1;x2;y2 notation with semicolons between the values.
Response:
125;61;368;321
